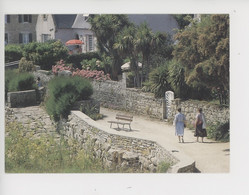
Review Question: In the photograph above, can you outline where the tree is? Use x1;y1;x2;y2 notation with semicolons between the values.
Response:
22;40;69;70
173;14;229;104
172;14;194;29
114;26;141;87
89;14;131;80
135;23;153;82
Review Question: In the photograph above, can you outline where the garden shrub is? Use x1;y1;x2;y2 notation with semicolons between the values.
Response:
18;57;36;73
23;40;69;70
207;121;230;142
52;60;74;75
66;52;101;69
45;76;93;121
168;60;189;98
8;72;36;92
5;69;18;99
81;58;105;71
142;62;172;98
52;60;111;81
80;104;103;120
5;44;23;63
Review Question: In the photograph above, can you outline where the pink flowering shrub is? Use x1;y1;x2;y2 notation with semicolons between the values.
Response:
52;60;73;75
72;69;111;81
52;60;111;81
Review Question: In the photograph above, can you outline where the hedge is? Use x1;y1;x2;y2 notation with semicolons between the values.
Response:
45;76;93;121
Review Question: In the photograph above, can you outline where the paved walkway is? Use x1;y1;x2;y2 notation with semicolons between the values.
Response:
97;107;230;173
6;106;229;173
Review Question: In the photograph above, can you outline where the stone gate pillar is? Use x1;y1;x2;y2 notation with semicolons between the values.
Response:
165;91;174;119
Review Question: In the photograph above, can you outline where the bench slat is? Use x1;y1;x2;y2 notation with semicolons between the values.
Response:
108;113;133;131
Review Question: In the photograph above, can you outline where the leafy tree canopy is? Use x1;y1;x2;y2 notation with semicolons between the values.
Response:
173;14;229;103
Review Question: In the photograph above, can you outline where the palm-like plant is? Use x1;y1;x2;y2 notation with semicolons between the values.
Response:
136;23;153;81
114;26;141;87
89;14;131;80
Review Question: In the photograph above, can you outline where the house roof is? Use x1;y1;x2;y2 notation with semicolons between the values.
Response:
128;14;179;35
72;14;91;29
53;14;77;29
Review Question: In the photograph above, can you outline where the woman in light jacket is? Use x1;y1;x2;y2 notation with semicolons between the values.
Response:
174;108;186;143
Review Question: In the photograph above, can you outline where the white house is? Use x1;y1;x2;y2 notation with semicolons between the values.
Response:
36;14;97;53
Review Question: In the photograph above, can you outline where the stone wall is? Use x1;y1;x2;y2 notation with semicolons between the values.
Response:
8;89;37;108
72;99;100;114
169;99;230;125
92;79;164;119
58;111;179;173
7;87;45;108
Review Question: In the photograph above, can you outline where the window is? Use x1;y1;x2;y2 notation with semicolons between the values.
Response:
19;33;32;44
5;15;10;23
42;34;51;42
88;35;93;51
5;33;8;45
43;14;48;21
18;15;32;23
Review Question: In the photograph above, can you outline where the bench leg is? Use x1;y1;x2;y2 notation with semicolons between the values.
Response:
129;124;131;131
110;123;112;128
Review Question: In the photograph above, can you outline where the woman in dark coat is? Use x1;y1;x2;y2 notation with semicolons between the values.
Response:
194;108;207;142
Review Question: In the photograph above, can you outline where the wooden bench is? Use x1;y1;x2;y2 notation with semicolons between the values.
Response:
108;114;133;131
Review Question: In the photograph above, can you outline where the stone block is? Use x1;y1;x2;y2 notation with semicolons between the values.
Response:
58;70;72;77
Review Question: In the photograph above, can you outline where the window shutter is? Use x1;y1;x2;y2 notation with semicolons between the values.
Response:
29;33;32;42
7;15;10;23
29;15;32;23
19;33;23;43
18;15;22;23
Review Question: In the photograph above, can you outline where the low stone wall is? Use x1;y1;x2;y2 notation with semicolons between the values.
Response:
72;99;100;114
57;111;179;173
7;87;45;108
169;99;230;125
92;80;164;119
8;90;37;108
32;71;165;119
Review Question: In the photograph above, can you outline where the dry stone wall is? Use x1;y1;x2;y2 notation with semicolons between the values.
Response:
169;99;230;125
7;90;37;108
92;80;164;119
7;87;46;108
58;111;178;172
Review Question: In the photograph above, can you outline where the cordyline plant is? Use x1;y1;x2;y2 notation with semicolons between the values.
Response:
52;60;111;81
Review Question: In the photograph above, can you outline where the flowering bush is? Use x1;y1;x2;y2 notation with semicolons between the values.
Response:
72;69;110;81
52;60;73;75
52;60;111;81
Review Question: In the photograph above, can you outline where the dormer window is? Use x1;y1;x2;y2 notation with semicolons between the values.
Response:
18;15;32;23
43;14;48;21
83;14;89;21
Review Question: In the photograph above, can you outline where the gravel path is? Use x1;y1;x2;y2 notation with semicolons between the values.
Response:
5;106;230;173
97;107;230;173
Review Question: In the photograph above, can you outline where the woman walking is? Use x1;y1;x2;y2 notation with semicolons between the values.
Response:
194;108;207;142
174;108;186;143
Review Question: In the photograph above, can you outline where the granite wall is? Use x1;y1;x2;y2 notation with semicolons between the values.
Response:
92;79;165;119
57;111;179;173
7;87;45;108
169;99;230;126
